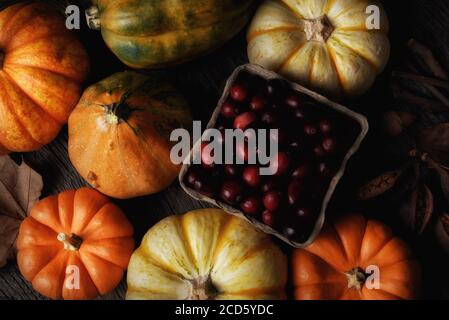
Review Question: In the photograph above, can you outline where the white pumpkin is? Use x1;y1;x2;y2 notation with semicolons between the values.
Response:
126;209;287;300
247;0;390;98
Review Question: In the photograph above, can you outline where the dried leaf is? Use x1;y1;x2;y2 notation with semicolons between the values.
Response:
400;183;433;234
0;156;43;267
435;213;449;254
418;124;449;167
425;157;449;202
358;170;401;200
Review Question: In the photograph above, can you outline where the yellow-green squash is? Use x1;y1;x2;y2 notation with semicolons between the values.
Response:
88;0;255;68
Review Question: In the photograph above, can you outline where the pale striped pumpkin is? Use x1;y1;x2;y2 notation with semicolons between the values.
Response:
247;0;390;98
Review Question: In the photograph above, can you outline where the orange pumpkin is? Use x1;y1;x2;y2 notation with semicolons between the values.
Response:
17;188;134;300
292;214;421;300
0;2;89;154
68;71;192;199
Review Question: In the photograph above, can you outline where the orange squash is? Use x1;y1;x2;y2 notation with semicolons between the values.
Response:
17;188;134;300
0;2;89;154
292;214;421;300
68;71;192;199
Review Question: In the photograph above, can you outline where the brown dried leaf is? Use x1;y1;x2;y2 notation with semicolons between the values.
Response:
425;157;449;202
400;183;433;234
0;156;43;267
418;124;449;167
358;170;401;200
435;213;449;254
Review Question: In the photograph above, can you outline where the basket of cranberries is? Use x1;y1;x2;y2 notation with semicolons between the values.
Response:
179;64;368;247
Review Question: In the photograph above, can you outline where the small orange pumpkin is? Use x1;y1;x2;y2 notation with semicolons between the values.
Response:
0;2;89;154
17;188;134;300
292;214;421;300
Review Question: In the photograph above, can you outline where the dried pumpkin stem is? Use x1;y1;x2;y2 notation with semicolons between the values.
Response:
345;267;367;290
57;233;83;251
189;276;218;300
303;15;335;42
85;6;101;30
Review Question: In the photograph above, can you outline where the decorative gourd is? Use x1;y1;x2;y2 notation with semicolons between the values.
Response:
0;2;89;154
247;0;390;98
292;215;421;300
17;188;134;300
86;0;255;68
126;209;287;300
68;71;192;199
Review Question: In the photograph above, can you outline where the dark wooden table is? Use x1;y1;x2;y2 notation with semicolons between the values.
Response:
1;0;449;300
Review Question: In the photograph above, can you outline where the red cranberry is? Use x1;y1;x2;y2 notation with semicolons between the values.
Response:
319;119;332;134
270;129;287;146
220;180;243;205
186;170;200;187
201;142;215;169
243;165;262;187
221;102;238;119
288;180;304;205
224;164;240;177
260;111;278;126
234;112;257;130
292;164;309;179
236;140;249;161
262;210;276;227
272;152;291;176
294;108;306;120
266;79;286;98
322;137;337;154
283;226;297;239
250;96;266;111
285;95;301;108
240;196;262;215
296;207;312;219
230;84;248;102
263;191;281;211
318;162;332;178
261;179;278;193
304;124;318;136
313;145;326;157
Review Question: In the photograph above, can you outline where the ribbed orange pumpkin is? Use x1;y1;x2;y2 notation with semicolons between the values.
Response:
0;2;89;154
17;188;134;300
292;215;421;300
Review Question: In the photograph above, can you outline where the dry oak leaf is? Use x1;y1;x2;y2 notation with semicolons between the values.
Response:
0;156;43;267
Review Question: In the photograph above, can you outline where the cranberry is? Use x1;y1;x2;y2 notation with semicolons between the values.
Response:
319;119;332;134
285;95;301;108
221;102;239;119
186;170;200;187
322;137;337;154
266;79;287;98
230;84;248;102
261;179;278;193
313;145;326;157
318;162;332;178
250;95;266;111
201;142;215;169
220;180;243;205
296;207;312;219
262;210;276;227
192;177;214;197
304;124;318;137
240;196;262;215
224;164;240;177
270;129;287;146
288;180;304;205
236;140;249;161
263;191;281;211
292;164;309;179
260;111;278;126
294;108;306;120
272;152;291;176
283;226;297;239
234;112;257;130
243;165;262;187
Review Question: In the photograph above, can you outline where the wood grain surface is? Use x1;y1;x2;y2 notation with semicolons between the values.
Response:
1;0;449;300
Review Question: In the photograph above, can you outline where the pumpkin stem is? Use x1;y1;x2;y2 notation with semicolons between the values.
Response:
189;276;218;300
0;51;4;69
345;267;367;290
57;233;83;251
303;15;335;42
85;6;101;30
